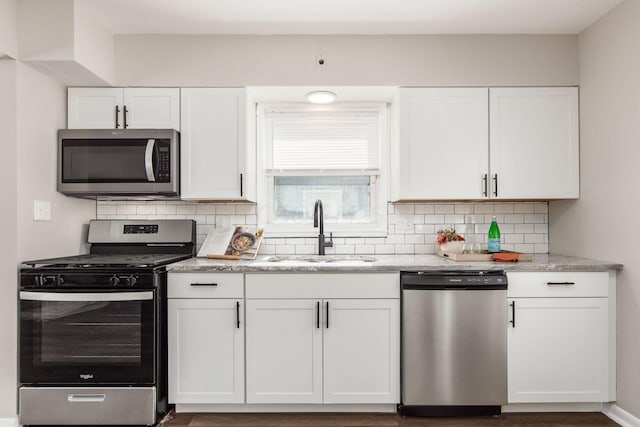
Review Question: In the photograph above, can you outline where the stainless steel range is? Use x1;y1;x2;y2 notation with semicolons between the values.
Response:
18;219;196;426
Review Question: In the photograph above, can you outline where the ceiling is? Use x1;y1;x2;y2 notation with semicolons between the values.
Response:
80;0;622;36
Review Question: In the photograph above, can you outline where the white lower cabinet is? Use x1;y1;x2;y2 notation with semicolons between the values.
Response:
506;272;614;404
168;273;244;404
245;299;322;403
245;273;401;405
323;299;400;404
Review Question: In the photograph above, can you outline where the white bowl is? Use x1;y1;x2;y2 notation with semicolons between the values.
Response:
439;241;465;254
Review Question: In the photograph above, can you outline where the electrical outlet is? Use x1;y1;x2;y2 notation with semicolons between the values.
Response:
33;200;51;221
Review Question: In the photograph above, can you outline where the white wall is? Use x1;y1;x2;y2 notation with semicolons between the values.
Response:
0;59;18;419
0;62;96;419
16;63;95;260
550;0;640;418
17;0;75;60
0;0;17;58
74;0;114;84
115;34;578;86
18;0;113;85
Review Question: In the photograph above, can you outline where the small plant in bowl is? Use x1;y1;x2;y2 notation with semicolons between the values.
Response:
436;226;465;253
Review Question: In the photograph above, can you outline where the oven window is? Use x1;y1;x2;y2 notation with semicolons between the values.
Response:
20;293;156;385
39;301;142;364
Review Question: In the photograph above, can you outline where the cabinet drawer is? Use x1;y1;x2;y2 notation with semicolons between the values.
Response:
246;273;400;299
507;272;609;298
168;273;243;298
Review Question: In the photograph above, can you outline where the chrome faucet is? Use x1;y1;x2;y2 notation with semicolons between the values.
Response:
313;199;333;255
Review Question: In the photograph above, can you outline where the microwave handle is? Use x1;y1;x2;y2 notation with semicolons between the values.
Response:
145;139;156;182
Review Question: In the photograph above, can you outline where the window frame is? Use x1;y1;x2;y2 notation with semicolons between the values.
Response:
256;103;389;238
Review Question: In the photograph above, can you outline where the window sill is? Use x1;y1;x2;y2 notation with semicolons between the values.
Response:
262;227;389;239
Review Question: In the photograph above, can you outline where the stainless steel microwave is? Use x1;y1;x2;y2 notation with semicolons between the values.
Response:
58;129;179;198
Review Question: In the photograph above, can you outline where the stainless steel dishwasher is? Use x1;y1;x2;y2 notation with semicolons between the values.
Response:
400;270;508;417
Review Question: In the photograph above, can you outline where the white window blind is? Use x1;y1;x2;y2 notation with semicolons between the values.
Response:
264;110;380;173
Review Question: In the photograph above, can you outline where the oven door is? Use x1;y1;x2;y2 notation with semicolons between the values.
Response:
19;290;156;385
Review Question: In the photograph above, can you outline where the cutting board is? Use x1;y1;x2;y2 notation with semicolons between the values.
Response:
437;250;533;262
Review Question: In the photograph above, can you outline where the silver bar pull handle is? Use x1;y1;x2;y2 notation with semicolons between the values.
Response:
20;291;153;302
145;139;156;182
67;394;106;403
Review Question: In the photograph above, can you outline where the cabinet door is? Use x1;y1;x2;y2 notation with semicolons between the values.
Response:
395;88;489;200
246;299;322;403
323;299;400;404
168;299;244;404
180;88;247;200
68;88;123;129
507;297;609;403
123;88;180;130
490;87;579;199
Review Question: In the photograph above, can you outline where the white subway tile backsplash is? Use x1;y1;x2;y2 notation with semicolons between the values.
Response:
355;244;375;254
96;201;550;255
235;204;257;215
176;205;196;215
215;205;235;215
394;204;415;214
414;204;435;214
405;234;425;244
515;224;535;234
434;204;455;214
424;215;446;224
395;224;415;234
525;213;546;224
444;214;465;224
196;204;217;215
116;205;137;215
503;214;525;224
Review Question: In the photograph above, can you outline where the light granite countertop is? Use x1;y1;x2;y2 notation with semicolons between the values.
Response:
167;254;623;273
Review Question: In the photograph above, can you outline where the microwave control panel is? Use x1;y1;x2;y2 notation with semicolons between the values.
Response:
157;142;171;182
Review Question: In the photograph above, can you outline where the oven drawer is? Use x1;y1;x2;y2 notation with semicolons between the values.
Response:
168;273;244;298
19;386;156;426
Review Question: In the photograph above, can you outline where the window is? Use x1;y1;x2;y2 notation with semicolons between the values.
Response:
257;104;388;236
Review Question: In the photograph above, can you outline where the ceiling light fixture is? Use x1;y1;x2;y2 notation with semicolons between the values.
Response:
306;91;337;104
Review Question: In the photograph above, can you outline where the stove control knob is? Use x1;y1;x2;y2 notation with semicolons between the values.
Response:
109;275;120;287
127;275;138;287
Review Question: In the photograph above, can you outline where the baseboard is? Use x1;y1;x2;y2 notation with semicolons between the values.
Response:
603;403;640;427
175;403;397;413
503;402;604;413
0;418;18;427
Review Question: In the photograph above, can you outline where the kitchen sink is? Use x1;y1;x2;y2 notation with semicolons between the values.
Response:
261;255;377;263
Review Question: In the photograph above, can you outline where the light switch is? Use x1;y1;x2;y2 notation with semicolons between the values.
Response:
33;200;51;221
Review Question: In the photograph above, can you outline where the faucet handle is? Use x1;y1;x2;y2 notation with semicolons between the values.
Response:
326;232;334;248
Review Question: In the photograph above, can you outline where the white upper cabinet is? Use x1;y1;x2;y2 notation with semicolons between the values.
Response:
123;88;180;130
180;88;252;201
68;88;123;129
68;87;180;130
490;87;579;199
394;86;579;201
395;88;489;200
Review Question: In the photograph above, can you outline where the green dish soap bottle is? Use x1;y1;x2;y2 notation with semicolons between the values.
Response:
488;215;501;253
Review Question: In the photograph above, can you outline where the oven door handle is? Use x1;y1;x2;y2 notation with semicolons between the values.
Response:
19;291;154;302
145;138;156;182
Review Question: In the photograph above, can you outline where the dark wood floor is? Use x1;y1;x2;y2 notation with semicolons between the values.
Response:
158;412;619;427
